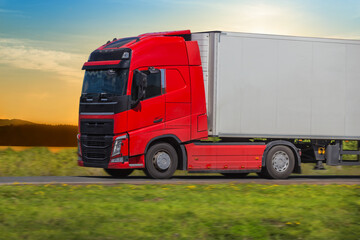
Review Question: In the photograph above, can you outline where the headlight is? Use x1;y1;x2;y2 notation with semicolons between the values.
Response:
77;134;82;156
111;157;124;163
112;134;127;156
122;52;130;59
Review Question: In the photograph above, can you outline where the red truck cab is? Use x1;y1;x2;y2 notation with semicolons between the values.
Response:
78;30;218;178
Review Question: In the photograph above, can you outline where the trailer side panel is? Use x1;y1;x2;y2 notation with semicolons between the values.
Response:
194;32;360;140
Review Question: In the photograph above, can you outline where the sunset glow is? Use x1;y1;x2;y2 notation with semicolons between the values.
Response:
1;0;359;125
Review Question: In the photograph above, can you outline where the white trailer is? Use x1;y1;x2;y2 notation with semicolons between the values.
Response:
192;32;360;140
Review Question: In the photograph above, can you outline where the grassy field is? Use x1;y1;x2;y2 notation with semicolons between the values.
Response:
0;148;359;239
0;184;359;240
0;147;360;177
0;147;105;177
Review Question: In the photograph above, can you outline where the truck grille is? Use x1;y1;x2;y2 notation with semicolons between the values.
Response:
80;103;116;114
80;119;114;135
86;152;106;159
85;141;107;147
80;135;113;168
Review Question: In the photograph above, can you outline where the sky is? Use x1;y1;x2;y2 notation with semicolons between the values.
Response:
0;0;359;125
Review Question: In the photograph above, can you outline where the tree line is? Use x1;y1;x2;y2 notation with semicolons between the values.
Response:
0;124;78;146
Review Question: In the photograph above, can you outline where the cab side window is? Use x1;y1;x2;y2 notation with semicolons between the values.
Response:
146;70;161;99
131;69;162;101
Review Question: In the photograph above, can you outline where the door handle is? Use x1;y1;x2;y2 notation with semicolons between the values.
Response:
153;118;163;123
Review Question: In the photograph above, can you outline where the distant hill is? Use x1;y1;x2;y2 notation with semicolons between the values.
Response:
0;119;78;147
0;119;34;126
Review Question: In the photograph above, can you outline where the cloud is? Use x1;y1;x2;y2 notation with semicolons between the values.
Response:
0;8;21;14
215;3;299;33
0;38;86;83
151;0;307;36
190;2;318;37
0;8;26;18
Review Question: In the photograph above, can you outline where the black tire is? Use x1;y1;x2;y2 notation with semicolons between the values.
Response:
144;142;178;179
104;169;134;178
263;145;295;179
221;173;249;178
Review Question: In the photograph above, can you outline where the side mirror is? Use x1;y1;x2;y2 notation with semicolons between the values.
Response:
136;70;147;100
148;66;160;74
131;70;147;107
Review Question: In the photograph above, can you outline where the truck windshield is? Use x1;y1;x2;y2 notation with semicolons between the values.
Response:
82;69;128;95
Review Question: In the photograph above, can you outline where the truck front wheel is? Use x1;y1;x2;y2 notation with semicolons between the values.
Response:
263;145;295;179
144;142;178;179
104;169;134;178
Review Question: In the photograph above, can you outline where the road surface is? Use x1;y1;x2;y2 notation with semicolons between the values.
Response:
0;175;359;185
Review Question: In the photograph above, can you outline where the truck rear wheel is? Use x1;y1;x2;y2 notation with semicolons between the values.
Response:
263;145;295;179
104;169;134;178
221;173;249;178
144;142;178;179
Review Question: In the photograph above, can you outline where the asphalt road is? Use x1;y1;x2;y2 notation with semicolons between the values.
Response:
0;175;359;185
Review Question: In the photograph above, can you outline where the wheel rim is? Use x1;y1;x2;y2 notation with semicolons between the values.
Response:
272;151;289;173
153;151;171;171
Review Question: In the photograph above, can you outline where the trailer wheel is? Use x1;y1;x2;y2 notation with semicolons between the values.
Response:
264;145;295;179
144;142;178;179
221;173;249;178
104;169;134;178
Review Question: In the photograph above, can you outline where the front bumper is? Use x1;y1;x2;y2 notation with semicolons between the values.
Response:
77;133;144;169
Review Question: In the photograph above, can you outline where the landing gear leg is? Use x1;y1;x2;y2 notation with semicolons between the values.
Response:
313;160;326;170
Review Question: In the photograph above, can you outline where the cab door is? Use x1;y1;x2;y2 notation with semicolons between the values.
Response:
127;68;165;132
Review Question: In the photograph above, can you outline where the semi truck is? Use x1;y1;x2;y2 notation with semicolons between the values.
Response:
78;30;360;179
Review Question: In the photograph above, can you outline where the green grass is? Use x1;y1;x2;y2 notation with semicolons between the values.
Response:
0;184;359;240
0;148;105;177
300;163;360;175
0;147;360;177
